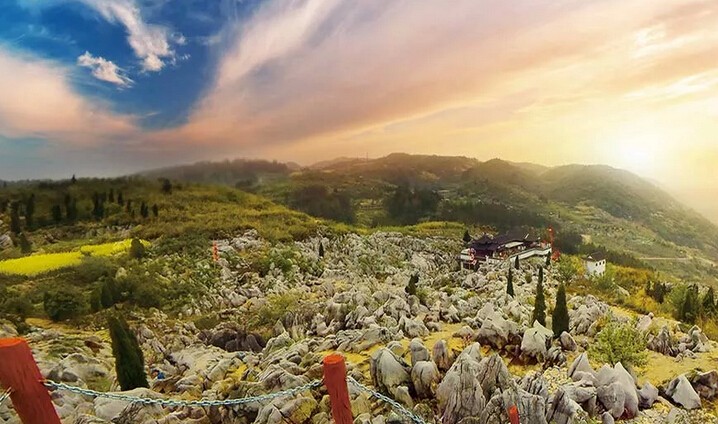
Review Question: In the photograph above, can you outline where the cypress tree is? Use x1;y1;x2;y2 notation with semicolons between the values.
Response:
532;270;546;326
108;189;115;203
703;287;716;316
10;201;21;234
514;255;520;270
140;202;149;219
161;179;172;194
125;199;132;213
71;174;77;184
107;316;148;391
552;283;569;336
25;194;35;228
117;191;124;206
545;253;551;267
318;242;325;258
51;205;63;223
462;230;472;243
507;268;514;296
151;204;159;218
100;281;115;308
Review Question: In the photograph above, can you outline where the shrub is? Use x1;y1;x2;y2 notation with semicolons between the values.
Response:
108;315;148;391
589;320;647;369
406;274;418;296
129;238;146;259
44;287;87;321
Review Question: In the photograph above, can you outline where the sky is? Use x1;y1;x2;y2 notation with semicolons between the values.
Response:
0;0;717;222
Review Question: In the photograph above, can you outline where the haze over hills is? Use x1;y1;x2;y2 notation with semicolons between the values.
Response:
140;153;718;285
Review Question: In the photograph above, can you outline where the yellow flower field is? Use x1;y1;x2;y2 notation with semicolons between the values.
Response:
0;239;150;277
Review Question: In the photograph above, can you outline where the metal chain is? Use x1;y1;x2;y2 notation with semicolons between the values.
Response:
347;377;427;424
0;389;10;406
44;379;322;408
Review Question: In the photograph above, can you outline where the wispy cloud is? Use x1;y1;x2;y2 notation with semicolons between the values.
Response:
0;46;136;143
79;0;180;71
77;51;133;86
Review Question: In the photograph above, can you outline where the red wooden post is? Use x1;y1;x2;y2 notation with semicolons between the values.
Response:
322;354;353;424
0;338;61;424
508;404;520;424
212;241;219;262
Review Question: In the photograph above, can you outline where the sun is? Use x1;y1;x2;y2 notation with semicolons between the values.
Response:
616;143;656;175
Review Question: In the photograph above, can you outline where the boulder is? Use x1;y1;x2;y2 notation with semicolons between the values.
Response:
280;397;318;423
436;353;486;424
688;370;718;400
476;354;512;399
544;346;566;369
520;323;552;363
546;387;586;424
638;381;658;409
478;387;548;424
664;374;702;410
409;338;430;366
432;339;455;372
567;353;595;380
647;326;676;357
411;361;440;398
595;363;639;418
370;348;412;396
520;372;549;398
559;332;576;351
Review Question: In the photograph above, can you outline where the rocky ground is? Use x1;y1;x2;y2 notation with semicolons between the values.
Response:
2;230;718;423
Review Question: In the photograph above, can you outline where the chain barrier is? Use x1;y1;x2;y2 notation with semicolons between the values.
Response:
347;376;428;424
0;388;10;406
44;379;322;408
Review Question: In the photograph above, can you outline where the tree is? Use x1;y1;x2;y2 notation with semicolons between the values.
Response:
129;238;145;259
117;191;124;206
545;253;551;268
406;274;418;296
552;283;569;336
125;199;132;213
506;268;514;296
151;204;159;218
9;201;21;234
514;255;520;270
107;315;148;391
25;194;35;228
51;204;63;223
71;174;77;184
557;257;579;284
18;232;32;254
532;270;546;326
161;179;172;194
678;285;700;324
589;320;647;369
463;230;472;243
140;202;149;219
44;287;86;321
318;242;325;258
92;193;104;220
703;287;716;316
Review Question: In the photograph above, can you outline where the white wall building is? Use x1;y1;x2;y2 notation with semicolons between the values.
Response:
584;252;607;277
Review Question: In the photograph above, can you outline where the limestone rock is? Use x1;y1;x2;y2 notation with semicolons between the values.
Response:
409;338;430;366
432;339;455;372
370;348;412;396
664;374;702;410
559;331;577;351
411;361;440;399
436;353;486;424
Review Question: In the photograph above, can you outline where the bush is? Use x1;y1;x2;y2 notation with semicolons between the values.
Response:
589;320;647;369
44;287;87;321
406;274;418;296
129;238;145;259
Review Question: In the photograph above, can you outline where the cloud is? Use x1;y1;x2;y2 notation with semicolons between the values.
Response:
0;46;137;143
78;0;180;71
77;51;133;86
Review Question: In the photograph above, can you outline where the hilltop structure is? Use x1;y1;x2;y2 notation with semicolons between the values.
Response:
459;230;551;270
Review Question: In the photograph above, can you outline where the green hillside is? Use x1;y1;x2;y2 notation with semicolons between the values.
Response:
139;154;718;286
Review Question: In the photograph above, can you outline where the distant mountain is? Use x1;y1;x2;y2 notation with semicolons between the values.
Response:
139;153;718;283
